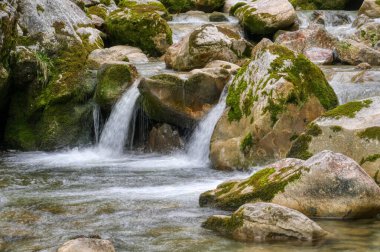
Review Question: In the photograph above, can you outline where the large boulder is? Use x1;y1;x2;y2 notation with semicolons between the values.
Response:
200;151;380;218
95;62;138;111
139;61;238;128
105;5;172;56
57;237;115;252
288;97;380;183
203;202;327;242
231;0;296;36
4;0;103;150
359;0;380;18
117;0;171;20
210;42;338;170
275;25;337;65
165;24;251;71
88;45;148;70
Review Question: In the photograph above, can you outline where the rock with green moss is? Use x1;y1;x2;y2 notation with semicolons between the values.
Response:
118;0;171;19
0;0;17;122
288;97;380;183
3;0;103;150
289;0;353;10
139;61;238;128
354;18;380;49
359;0;380;18
203;202;327;242
195;0;225;12
275;25;337;65
210;42;338;170
336;38;380;66
201;151;380;218
95;62;138;111
105;7;172;56
231;0;296;36
165;24;251;71
159;0;195;13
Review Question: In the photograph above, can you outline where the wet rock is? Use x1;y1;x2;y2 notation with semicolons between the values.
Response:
139;61;237;128
210;42;337;170
359;0;380;18
0;0;18;115
95;62;138;111
203;202;327;242
4;0;102;150
201;151;380;218
209;12;229;22
356;62;372;70
290;0;351;10
165;24;251;71
148;124;184;153
159;0;195;13
195;0;225;12
275;25;337;64
304;47;334;65
88;45;149;70
288;96;380;183
336;39;380;66
105;4;172;56
57;237;115;252
231;0;296;36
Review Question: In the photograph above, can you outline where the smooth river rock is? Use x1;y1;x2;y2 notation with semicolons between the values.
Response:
201;151;380;218
57;238;115;252
203;202;327;242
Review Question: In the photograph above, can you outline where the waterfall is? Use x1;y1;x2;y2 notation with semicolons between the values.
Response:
186;86;228;164
93;103;101;143
97;79;141;154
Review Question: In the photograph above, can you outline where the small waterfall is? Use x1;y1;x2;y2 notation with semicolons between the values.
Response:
93;103;101;143
186;86;228;164
98;79;141;154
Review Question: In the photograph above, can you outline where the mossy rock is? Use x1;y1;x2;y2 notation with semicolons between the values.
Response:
105;8;173;56
118;0;171;20
210;42;338;170
159;0;195;13
289;0;349;10
288;96;380;183
195;0;225;12
201;151;380;218
95;62;138;111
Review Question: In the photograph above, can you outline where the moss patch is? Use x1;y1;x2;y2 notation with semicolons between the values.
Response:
357;127;380;141
323;100;372;119
360;154;380;165
287;123;322;160
240;132;254;154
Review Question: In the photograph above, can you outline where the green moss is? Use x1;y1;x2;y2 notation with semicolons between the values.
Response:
324;100;372;119
287;123;321;160
360;154;380;165
36;4;44;12
357;127;380;141
202;211;243;235
87;5;108;20
240;132;254;153
209;166;304;211
330;125;343;132
100;0;111;5
307;123;322;136
159;0;194;13
106;8;172;56
118;0;171;20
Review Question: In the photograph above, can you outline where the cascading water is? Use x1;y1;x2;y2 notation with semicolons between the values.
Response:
97;79;141;154
186;86;228;165
93;103;101;143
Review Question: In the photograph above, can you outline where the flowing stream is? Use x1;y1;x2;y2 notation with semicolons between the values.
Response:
1;10;380;252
